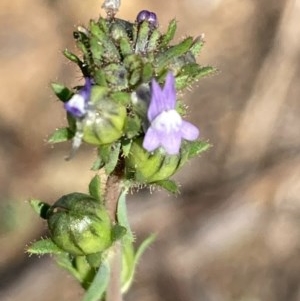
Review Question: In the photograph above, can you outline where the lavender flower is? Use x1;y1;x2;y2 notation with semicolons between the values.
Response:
64;78;92;118
143;72;199;155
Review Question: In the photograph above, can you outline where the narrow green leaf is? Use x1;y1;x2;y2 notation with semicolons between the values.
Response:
122;234;156;293
85;252;103;269
111;91;131;106
147;28;161;52
111;225;127;242
125;115;141;139
63;49;82;64
48;127;74;144
160;19;177;48
51;83;73;102
119;37;133;57
104;142;121;175
29;199;50;219
187;140;211;159
121;242;135;293
98;145;111;164
142;62;154;82
117;189;133;243
155;179;180;194
26;238;63;255
94;69;107;86
91;156;104;171
135;21;150;53
88;175;102;202
121;139;132;157
90;36;104;64
134;234;156;265
56;253;83;283
189;38;204;56
90;20;120;62
156;37;194;71
82;261;110;301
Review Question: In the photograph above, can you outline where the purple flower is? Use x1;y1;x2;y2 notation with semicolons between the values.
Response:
136;10;158;27
64;78;92;118
143;72;199;155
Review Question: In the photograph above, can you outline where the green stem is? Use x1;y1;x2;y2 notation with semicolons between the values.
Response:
105;174;123;301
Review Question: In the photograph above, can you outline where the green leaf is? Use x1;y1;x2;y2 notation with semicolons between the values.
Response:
51;83;73;102
117;188;133;243
155;179;180;194
142;62;154;82
91;157;104;171
111;225;127;242
119;37;132;56
90;36;104;64
26;238;63;255
121;242;135;293
134;234;156;266
121;139;132;157
111;91;131;106
160;19;177;48
29;199;50;219
88;175;103;202
56;253;83;283
104;142;121;175
82;261;110;301
147;28;161;52
63;49;82;64
189;38;204;56
74;255;97;288
187;140;211;159
90;20;120;62
97;145;111;165
48;127;74;144
135;21;150;53
85;252;103;269
156;37;194;71
124;115;141;139
122;234;156;293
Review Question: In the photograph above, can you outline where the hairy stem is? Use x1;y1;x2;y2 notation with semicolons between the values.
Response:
105;174;123;301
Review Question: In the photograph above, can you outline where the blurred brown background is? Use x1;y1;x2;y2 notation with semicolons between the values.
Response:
1;0;300;300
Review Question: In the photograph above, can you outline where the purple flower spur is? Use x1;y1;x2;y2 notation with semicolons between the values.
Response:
64;78;92;118
143;72;199;155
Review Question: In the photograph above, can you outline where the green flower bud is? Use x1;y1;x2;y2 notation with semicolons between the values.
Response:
81;86;127;145
125;138;188;183
47;193;113;255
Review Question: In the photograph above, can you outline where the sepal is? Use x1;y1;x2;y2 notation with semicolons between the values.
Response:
26;238;63;255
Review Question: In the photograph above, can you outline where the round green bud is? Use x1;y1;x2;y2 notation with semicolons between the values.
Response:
47;193;113;255
81;86;127;145
125;138;185;183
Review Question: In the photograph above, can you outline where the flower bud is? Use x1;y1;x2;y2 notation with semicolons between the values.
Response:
136;10;158;27
47;193;113;255
81;86;127;145
125;138;187;183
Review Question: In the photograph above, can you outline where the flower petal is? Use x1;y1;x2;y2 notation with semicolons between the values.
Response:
148;78;165;121
162;72;176;110
161;132;182;155
143;127;161;152
79;77;92;100
64;94;87;118
180;120;199;141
